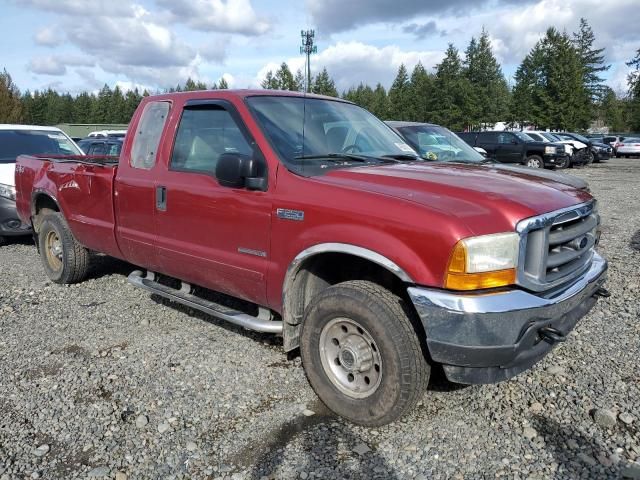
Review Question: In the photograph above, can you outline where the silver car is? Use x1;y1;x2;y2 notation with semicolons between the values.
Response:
617;138;640;158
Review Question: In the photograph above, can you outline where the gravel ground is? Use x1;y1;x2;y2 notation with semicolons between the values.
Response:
1;158;639;480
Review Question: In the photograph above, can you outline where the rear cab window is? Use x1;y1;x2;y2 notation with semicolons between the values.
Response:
131;101;171;169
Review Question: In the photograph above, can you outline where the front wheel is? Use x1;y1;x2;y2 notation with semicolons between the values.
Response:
300;280;430;426
556;156;569;169
38;212;90;284
526;155;543;168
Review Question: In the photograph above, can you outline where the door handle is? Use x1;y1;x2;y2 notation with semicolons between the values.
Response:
156;186;167;211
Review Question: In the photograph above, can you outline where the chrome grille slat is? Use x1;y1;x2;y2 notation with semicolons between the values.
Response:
516;201;599;292
548;215;598;245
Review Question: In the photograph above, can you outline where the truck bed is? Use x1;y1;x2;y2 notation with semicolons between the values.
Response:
15;154;123;259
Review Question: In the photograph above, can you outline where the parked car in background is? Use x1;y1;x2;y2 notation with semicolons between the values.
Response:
389;122;589;190
0;125;83;244
604;136;626;156
457;130;568;169
617;138;640;158
87;129;127;138
77;137;124;156
556;132;612;163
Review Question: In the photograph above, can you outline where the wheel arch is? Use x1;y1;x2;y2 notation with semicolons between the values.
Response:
31;191;61;233
281;243;416;351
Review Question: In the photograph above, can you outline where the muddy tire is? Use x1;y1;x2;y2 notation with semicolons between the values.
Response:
300;280;430;426
38;212;90;284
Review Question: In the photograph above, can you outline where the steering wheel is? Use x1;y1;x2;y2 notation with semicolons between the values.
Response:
341;144;363;153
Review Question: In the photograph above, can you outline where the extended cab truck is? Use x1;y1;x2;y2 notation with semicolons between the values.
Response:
458;130;569;169
16;90;608;426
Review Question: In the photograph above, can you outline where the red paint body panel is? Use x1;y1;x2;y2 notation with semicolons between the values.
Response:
15;90;596;314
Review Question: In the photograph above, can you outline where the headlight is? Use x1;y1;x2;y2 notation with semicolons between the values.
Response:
544;146;556;154
0;183;16;201
445;232;520;290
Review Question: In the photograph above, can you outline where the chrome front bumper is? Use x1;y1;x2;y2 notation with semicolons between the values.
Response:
407;253;608;384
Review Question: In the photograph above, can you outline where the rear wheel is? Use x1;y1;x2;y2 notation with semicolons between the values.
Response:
526;155;543;168
38;212;90;284
300;280;430;426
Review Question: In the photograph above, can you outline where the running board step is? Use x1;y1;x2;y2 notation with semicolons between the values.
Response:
127;270;283;334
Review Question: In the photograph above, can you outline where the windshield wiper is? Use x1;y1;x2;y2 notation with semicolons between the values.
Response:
294;153;372;162
380;154;422;162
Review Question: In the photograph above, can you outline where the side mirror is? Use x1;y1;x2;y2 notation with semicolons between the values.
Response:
215;153;266;190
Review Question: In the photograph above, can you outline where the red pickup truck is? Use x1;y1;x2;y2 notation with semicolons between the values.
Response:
15;90;608;426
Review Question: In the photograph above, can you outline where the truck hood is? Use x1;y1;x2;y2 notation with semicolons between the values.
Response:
320;162;592;235
0;162;15;186
489;164;588;190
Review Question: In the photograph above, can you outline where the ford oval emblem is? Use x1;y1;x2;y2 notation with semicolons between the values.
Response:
579;236;588;249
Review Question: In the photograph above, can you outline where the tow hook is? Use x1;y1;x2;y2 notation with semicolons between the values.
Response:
593;287;611;298
538;326;567;344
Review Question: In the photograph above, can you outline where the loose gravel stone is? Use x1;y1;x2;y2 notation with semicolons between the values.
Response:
523;427;538;440
620;412;635;425
593;409;618;428
0;159;638;478
353;443;371;455
157;422;171;434
135;414;148;428
623;462;640;479
32;445;49;457
87;466;110;477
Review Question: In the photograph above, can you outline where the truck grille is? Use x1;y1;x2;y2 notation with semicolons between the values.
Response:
517;202;599;292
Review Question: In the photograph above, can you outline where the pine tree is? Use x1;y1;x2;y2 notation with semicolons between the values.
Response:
627;48;640;131
431;44;475;130
572;18;610;103
370;83;389;119
463;29;510;127
275;63;298;91
261;71;279;89
217;78;229;89
0;69;24;123
513;28;590;130
312;68;338;97
408;62;433;122
388;64;412;119
92;84;113;123
294;69;306;92
599;87;625;132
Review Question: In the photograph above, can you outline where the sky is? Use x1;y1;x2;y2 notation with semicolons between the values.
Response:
1;0;638;96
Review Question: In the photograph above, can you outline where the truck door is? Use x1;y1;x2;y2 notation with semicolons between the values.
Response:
114;100;171;270
477;132;499;160
497;132;522;163
153;100;271;306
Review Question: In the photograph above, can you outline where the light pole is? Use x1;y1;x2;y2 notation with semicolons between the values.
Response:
300;30;317;93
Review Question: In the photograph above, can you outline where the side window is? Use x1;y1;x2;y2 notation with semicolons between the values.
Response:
170;106;253;176
131;101;170;169
527;133;543;141
498;133;514;144
479;132;499;143
89;143;107;155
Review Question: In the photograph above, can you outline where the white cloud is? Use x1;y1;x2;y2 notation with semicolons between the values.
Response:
34;26;63;46
27;56;67;75
257;41;445;92
157;0;270;35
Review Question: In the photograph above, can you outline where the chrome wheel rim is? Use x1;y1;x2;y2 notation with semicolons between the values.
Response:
319;317;382;399
45;230;63;271
527;158;541;168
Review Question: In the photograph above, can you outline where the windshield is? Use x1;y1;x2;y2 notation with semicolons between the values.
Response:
0;129;82;163
541;132;560;142
514;132;534;142
567;132;590;143
246;96;418;175
395;125;484;162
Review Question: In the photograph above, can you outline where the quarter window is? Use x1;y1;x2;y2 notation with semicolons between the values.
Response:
170;106;253;177
131;101;170;169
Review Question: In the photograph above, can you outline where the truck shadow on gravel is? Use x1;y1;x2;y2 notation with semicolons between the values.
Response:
242;401;399;480
531;414;624;478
